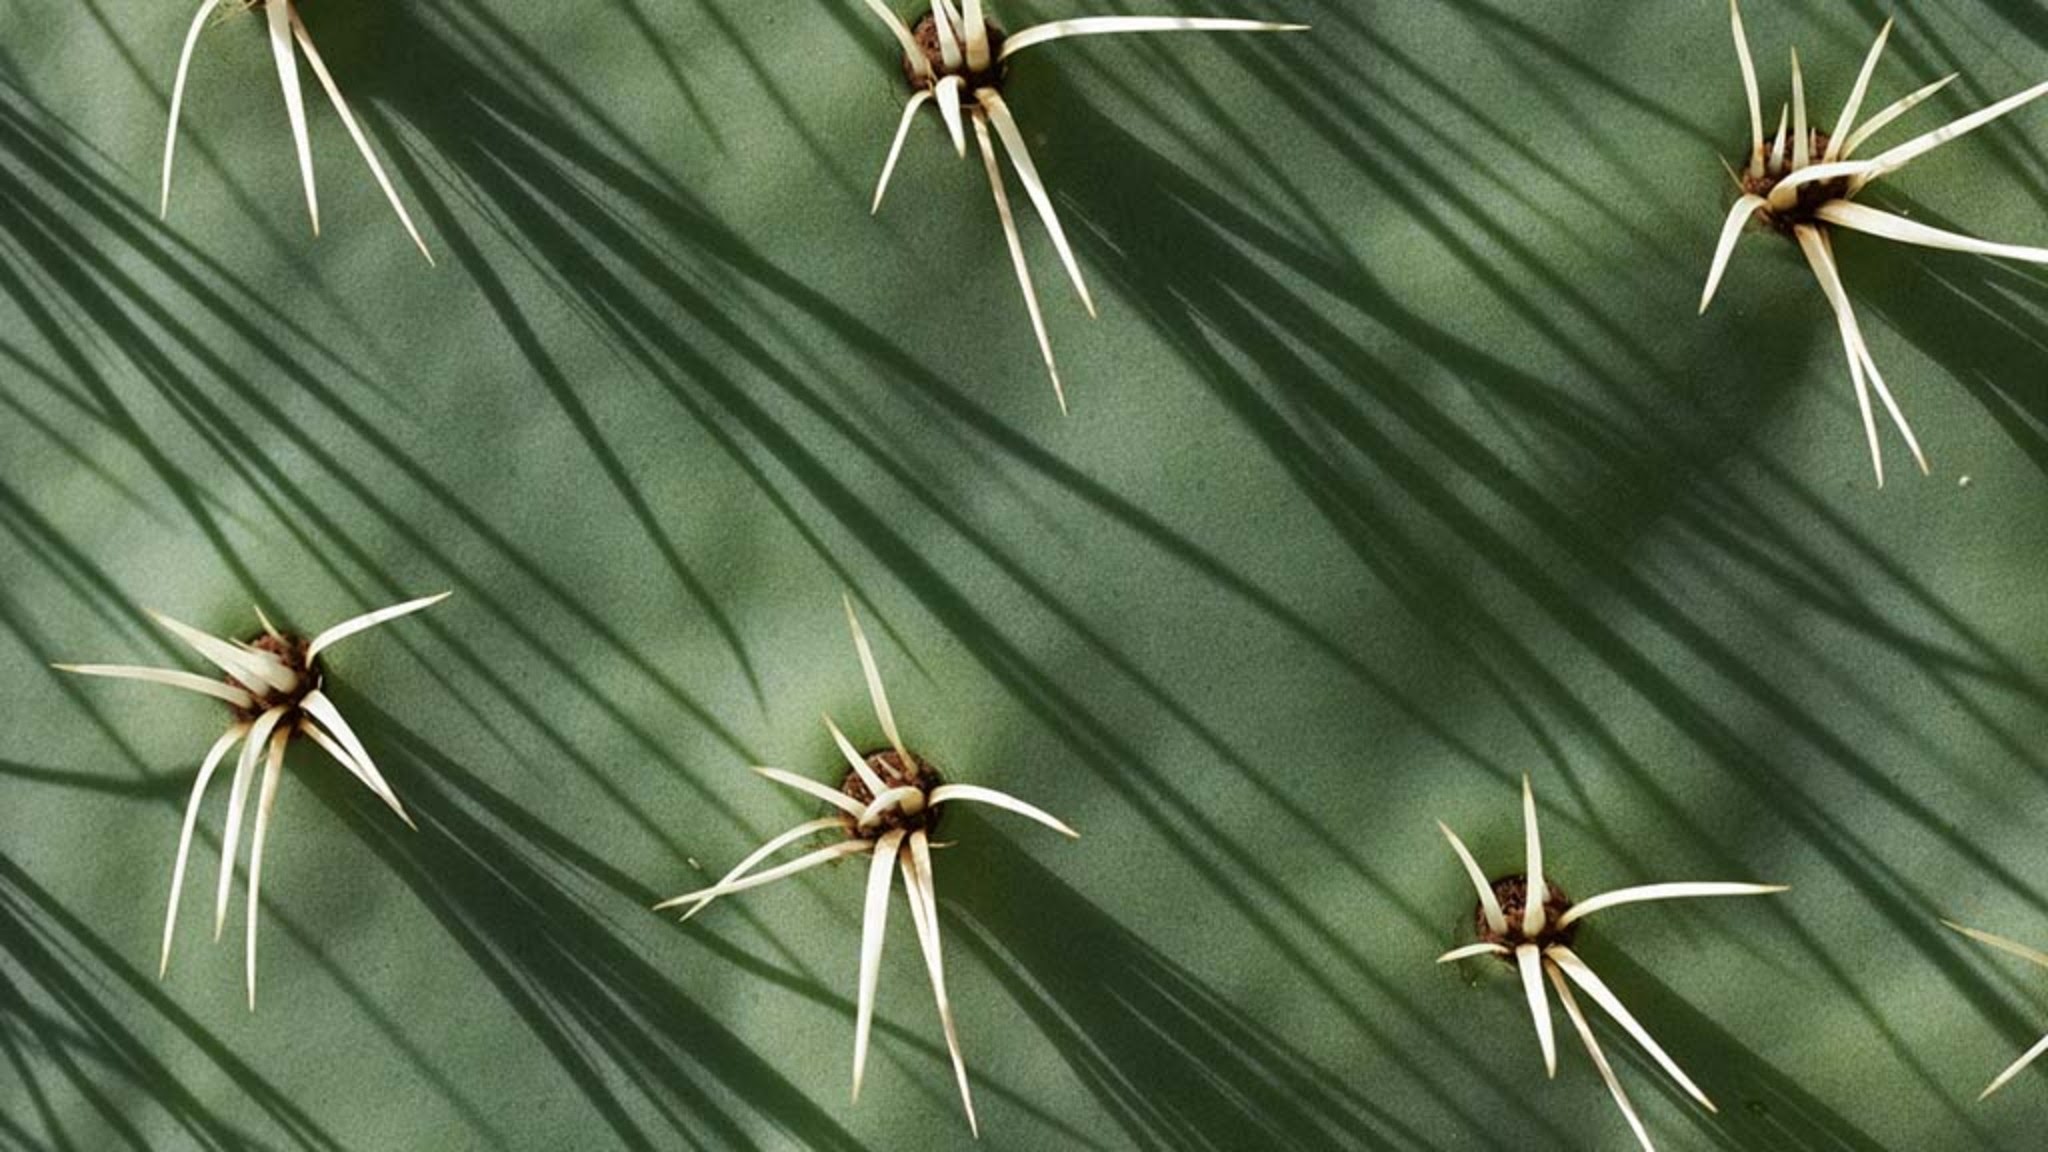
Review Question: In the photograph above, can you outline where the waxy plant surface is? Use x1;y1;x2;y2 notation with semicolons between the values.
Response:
5;3;2048;1150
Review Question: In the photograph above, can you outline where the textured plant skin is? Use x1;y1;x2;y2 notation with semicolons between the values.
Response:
5;3;2048;1151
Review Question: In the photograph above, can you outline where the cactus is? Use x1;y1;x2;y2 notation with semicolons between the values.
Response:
5;2;2048;1150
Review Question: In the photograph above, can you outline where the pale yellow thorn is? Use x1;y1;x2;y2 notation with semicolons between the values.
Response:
1842;75;1957;159
1850;320;1931;478
306;591;449;661
53;663;256;710
979;88;1097;318
824;713;892;802
289;10;434;264
905;831;978;1134
1517;944;1557;1078
300;691;415;829
972;112;1067;413
654;817;844;918
654;839;874;909
245;725;289;1011
1730;0;1765;178
1938;922;2048;1099
1438;820;1507;937
1980;1034;2048;1102
1794;223;1886;485
1943;919;2048;971
873;91;934;215
163;727;245;978
297;716;412;830
163;0;226;218
752;765;867;819
1825;19;1893;162
1768;103;1789;174
928;0;964;72
267;1;319;234
296;716;356;777
1818;199;2048;265
864;0;934;85
998;17;1309;63
927;783;1077;838
935;76;969;159
1521;775;1545;938
1550;964;1657;1152
1548;945;1715;1112
962;0;991;72
1701;194;1767;314
151;611;297;696
1791;47;1810;170
1861;78;2048;188
841;594;913;769
215;706;287;940
852;829;905;1104
1820;229;1929;478
1436;942;1509;964
1556;882;1788;931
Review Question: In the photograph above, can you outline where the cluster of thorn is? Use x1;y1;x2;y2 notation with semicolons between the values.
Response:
57;594;446;1008
655;596;1077;1137
864;1;1306;411
1439;775;2048;1146
165;0;434;262
1702;0;2048;486
1438;778;1787;1152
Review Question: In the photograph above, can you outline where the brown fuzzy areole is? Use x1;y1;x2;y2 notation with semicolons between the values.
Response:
226;632;315;723
1477;874;1576;963
1741;131;1850;235
904;12;1008;92
842;749;945;839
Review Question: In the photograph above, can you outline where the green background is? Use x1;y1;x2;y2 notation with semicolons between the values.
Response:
5;1;2048;1148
